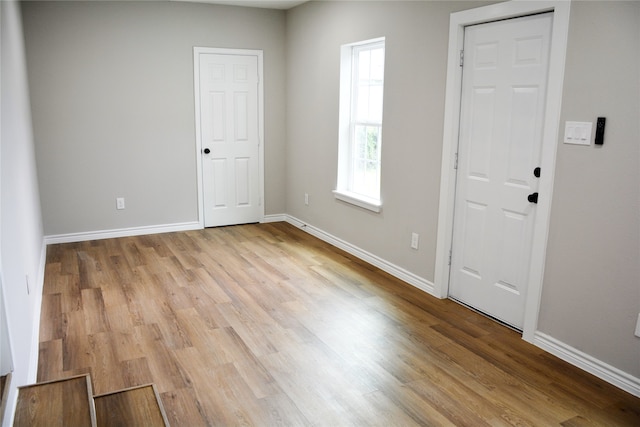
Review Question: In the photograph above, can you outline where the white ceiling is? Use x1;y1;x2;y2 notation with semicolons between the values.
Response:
170;0;308;9
27;0;309;10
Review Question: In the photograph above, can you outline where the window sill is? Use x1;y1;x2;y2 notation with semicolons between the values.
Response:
333;190;382;213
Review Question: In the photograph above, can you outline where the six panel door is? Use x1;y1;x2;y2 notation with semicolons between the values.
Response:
199;53;261;227
449;13;553;329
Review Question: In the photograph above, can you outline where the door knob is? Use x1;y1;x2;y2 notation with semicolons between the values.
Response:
528;192;539;204
203;148;210;154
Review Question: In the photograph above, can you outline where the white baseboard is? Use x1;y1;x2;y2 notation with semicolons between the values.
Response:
44;221;201;245
262;214;288;223
534;331;640;398
281;214;436;297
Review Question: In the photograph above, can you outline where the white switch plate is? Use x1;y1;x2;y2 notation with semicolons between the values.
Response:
564;121;592;145
411;233;419;250
635;313;640;338
116;197;125;210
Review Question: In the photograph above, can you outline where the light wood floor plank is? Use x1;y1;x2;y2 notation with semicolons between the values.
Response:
38;222;640;426
94;384;168;427
15;375;95;427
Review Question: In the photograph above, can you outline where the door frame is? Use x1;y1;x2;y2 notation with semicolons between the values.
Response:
434;1;571;342
193;47;265;228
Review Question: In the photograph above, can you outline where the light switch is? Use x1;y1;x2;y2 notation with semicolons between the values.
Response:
564;121;592;146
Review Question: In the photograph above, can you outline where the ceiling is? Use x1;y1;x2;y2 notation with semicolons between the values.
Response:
27;0;309;10
170;0;308;9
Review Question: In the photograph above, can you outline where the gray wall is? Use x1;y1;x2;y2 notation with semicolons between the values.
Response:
285;0;489;281
285;0;640;380
22;1;286;236
539;0;640;377
1;0;45;420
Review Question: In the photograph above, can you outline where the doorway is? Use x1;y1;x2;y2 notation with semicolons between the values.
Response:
194;48;264;228
435;1;570;341
449;13;553;330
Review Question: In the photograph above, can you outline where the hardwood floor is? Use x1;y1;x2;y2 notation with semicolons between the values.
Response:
94;384;169;426
0;372;10;423
14;375;95;426
39;222;640;426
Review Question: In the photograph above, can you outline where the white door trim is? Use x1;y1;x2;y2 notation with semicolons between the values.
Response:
193;47;265;228
434;1;571;342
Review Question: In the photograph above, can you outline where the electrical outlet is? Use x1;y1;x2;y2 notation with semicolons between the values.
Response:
635;313;640;338
116;197;125;210
304;193;309;206
411;233;419;250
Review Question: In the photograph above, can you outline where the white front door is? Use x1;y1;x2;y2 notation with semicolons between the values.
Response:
197;51;262;227
449;13;552;329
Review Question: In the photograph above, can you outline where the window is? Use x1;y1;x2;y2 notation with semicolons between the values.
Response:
334;38;385;212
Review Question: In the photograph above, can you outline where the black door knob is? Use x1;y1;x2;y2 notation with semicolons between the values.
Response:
528;192;539;204
203;148;210;154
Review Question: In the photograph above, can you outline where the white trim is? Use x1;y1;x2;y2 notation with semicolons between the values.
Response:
44;221;201;245
336;38;385;206
27;240;47;383
193;47;265;228
534;332;640;398
332;190;382;213
262;214;287;223
434;1;571;342
283;214;435;296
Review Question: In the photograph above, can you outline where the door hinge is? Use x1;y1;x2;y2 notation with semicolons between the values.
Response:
448;250;452;266
454;152;458;170
459;50;464;67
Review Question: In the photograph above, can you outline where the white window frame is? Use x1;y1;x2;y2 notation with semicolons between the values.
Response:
334;37;385;213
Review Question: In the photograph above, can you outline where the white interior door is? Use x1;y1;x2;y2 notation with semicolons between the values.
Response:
198;52;262;227
449;13;552;329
